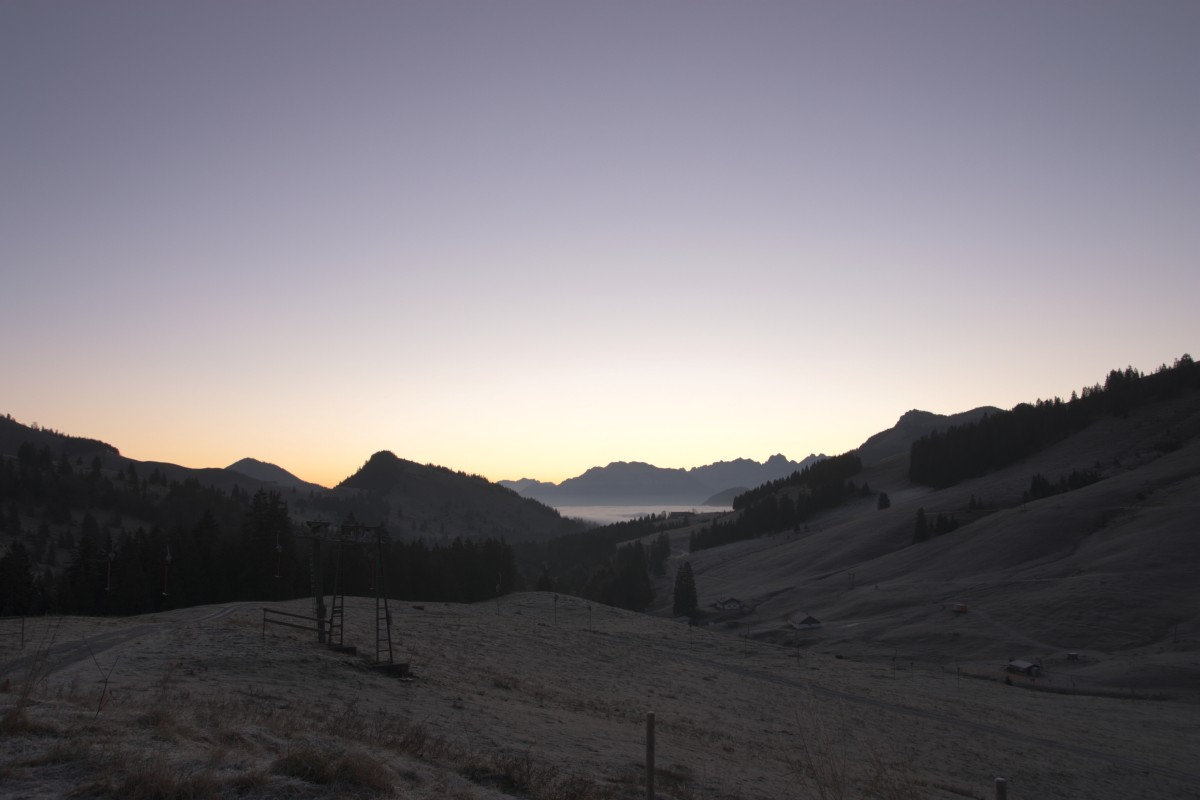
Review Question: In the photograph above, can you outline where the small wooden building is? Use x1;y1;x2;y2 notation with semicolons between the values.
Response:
1006;659;1042;677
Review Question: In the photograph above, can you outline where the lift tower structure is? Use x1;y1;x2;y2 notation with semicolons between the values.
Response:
302;521;395;664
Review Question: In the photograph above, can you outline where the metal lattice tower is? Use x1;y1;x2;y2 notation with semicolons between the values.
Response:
301;520;400;670
304;521;329;643
328;540;345;648
374;528;393;665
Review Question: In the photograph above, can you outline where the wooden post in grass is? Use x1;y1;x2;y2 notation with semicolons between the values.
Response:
646;711;655;800
311;536;326;644
995;777;1007;800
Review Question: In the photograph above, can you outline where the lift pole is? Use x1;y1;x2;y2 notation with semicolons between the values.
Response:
374;527;394;665
305;521;329;643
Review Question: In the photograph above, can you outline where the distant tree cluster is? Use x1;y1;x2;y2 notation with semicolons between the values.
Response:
580;540;654;612
910;356;1198;488
911;507;959;544
514;513;687;613
688;454;864;553
0;445;518;616
1024;469;1101;503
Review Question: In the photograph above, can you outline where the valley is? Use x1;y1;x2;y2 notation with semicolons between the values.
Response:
3;360;1199;798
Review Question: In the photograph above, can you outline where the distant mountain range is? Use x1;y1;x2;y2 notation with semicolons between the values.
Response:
499;454;826;507
0;405;1000;539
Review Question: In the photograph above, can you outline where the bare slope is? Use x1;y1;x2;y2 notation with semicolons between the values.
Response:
3;594;1198;799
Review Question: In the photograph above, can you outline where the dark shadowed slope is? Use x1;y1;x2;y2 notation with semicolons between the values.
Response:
648;387;1200;693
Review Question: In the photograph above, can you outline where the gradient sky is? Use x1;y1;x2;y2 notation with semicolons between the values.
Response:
2;1;1197;488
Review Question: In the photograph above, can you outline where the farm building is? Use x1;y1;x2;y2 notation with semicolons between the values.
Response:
1006;659;1042;677
790;613;822;630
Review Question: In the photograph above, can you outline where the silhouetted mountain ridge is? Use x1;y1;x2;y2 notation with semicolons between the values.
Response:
0;415;292;496
500;454;826;506
852;407;1001;467
0;414;119;458
226;457;323;491
328;451;584;542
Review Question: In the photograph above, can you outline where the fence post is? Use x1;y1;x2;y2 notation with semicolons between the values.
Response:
646;711;655;800
995;776;1007;800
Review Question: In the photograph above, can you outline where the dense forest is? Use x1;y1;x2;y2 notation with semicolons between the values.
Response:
0;443;517;617
514;513;677;613
909;355;1198;487
689;453;865;552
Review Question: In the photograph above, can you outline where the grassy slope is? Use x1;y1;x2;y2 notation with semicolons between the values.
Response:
648;392;1200;692
2;594;1198;799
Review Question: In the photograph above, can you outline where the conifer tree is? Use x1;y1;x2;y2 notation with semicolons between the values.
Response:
912;507;930;544
0;541;34;615
673;561;697;617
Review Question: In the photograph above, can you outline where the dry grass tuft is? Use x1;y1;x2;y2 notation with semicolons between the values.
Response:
2;620;59;736
138;704;180;736
866;752;926;800
460;749;615;800
18;740;80;767
489;749;556;792
789;701;856;800
271;745;393;793
73;756;222;800
547;771;616;800
787;691;928;800
226;770;271;793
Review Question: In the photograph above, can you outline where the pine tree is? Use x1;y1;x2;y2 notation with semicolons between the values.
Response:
673;561;697;617
877;492;890;510
912;508;929;544
0;541;34;615
650;531;670;576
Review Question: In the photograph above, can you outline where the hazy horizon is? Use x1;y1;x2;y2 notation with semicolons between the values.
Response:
3;2;1195;489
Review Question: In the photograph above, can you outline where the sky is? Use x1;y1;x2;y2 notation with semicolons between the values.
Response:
2;1;1197;488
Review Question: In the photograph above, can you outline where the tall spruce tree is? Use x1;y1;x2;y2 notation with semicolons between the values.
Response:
673;561;697;617
912;507;930;544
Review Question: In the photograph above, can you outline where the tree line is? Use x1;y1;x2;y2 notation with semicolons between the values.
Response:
910;355;1198;488
516;514;682;613
0;446;517;616
689;453;865;552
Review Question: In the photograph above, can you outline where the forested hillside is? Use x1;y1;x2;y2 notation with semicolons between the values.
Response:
0;439;519;616
321;451;584;543
514;513;680;612
689;453;866;552
910;355;1198;487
